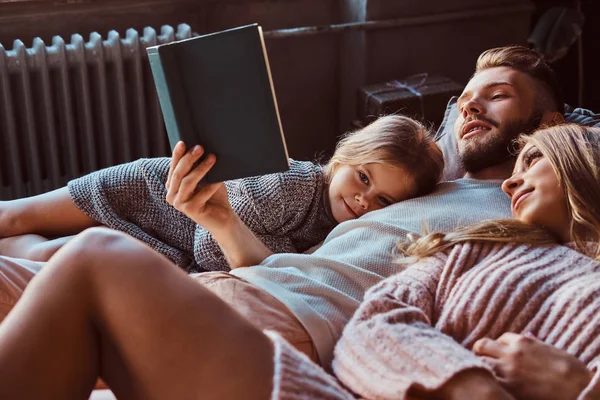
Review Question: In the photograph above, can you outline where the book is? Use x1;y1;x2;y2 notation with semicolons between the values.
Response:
146;24;290;183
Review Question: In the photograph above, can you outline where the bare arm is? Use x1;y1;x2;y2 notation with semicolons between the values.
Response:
0;187;99;238
208;213;273;269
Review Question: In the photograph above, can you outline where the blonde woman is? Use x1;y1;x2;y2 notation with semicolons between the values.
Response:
0;115;442;272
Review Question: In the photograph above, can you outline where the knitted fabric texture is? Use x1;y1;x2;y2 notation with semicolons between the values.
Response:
68;158;335;273
266;330;354;400
232;178;512;366
331;241;600;400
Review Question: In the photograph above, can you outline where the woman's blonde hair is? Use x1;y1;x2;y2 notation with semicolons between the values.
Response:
398;124;600;263
323;115;444;197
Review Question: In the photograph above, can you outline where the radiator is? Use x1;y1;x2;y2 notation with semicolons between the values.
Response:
0;24;192;200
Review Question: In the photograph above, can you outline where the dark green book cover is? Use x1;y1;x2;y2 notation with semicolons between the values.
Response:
147;24;290;183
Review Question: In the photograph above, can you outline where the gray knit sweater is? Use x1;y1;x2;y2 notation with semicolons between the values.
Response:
68;158;336;273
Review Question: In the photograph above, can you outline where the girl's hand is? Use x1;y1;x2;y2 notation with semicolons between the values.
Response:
165;142;233;233
473;333;593;400
166;141;273;268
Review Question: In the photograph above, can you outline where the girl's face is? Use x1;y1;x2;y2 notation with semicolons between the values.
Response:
501;144;571;241
327;163;416;223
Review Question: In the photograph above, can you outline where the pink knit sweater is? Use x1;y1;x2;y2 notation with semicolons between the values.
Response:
269;242;600;399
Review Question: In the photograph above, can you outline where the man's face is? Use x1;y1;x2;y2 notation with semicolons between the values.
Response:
454;66;542;174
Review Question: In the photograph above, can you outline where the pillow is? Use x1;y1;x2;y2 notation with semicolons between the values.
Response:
435;98;600;181
564;104;600;126
434;97;462;181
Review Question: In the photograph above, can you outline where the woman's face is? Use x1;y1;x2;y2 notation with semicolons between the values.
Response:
501;144;571;242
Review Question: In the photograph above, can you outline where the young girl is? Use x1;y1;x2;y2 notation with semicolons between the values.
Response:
0;115;443;272
0;125;597;399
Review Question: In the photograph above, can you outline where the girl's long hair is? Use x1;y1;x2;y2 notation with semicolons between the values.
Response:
398;124;600;263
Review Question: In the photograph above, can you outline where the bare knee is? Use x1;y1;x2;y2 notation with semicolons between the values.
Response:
69;227;126;248
62;228;171;277
65;228;145;260
32;228;163;313
41;229;131;273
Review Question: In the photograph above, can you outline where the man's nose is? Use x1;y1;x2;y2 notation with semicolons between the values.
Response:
461;98;484;117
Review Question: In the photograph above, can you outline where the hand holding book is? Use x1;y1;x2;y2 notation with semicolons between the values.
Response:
165;141;232;232
165;141;273;268
147;24;290;183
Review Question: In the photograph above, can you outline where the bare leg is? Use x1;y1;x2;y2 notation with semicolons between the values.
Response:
0;235;75;261
0;256;43;321
0;187;99;238
0;228;274;400
0;255;109;394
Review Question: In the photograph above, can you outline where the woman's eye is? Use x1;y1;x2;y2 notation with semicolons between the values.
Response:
524;150;543;167
378;196;392;206
491;93;507;100
359;171;369;184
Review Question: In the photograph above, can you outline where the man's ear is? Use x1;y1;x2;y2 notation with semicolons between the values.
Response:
540;111;564;126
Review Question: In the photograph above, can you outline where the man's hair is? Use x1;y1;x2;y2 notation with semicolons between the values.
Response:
474;45;564;113
323;115;444;198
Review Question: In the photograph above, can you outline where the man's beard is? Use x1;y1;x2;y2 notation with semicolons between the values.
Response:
458;115;543;174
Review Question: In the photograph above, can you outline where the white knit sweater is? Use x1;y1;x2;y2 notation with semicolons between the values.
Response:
232;178;512;366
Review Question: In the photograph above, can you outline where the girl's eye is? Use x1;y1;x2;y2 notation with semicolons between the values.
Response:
378;196;392;206
359;171;369;184
491;93;507;100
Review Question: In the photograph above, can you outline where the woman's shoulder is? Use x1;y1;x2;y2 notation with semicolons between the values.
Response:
393;242;591;286
439;241;597;268
411;241;568;266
